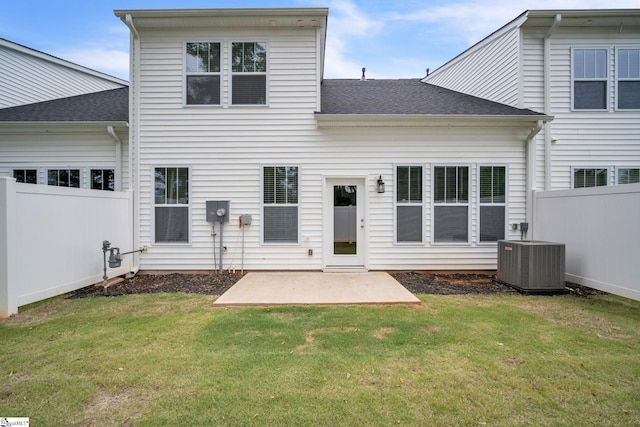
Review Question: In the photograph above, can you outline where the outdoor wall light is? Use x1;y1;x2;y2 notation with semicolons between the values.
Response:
377;175;385;193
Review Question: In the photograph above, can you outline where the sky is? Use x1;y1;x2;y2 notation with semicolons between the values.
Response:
2;0;639;81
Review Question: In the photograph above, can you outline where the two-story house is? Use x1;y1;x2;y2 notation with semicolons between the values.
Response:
423;9;640;213
114;7;549;273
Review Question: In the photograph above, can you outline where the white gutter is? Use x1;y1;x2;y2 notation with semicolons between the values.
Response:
543;14;561;191
106;126;122;192
120;14;141;276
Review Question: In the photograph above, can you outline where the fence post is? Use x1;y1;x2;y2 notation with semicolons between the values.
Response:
0;177;18;317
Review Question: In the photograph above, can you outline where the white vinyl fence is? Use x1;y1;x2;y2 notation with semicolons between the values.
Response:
1;177;133;317
534;183;640;301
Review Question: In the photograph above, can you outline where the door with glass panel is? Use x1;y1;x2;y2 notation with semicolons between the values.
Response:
325;178;366;268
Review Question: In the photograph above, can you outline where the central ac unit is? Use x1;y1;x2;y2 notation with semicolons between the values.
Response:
496;240;568;294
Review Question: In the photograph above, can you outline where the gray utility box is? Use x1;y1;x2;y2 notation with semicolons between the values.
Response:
496;240;568;294
206;200;229;222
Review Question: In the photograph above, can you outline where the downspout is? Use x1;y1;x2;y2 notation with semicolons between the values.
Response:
543;14;561;191
122;14;141;275
526;120;544;237
106;126;122;192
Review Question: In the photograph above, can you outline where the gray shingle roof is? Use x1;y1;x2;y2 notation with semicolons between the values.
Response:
0;87;129;122
320;79;543;116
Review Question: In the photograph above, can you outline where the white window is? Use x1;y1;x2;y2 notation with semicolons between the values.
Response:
479;166;506;243
154;167;190;244
48;169;80;188
263;166;298;243
573;48;608;110
396;165;423;243
617;48;640;110
433;166;469;243
185;42;221;105
91;169;114;191
231;42;267;105
13;169;37;184
617;167;640;185
573;167;608;188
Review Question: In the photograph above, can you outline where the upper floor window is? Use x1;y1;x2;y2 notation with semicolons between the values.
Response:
573;48;608;110
396;166;423;243
617;48;640;110
185;42;221;105
48;169;80;188
91;169;115;191
617;167;640;185
573;167;608;188
232;42;267;105
13;169;37;184
433;166;469;243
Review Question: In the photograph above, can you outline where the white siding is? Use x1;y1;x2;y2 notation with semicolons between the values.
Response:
0;124;130;190
424;22;522;107
523;26;640;190
0;41;126;108
132;23;534;272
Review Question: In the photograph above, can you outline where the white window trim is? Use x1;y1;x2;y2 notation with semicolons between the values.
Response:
571;166;610;188
229;40;269;107
183;40;223;107
260;164;300;245
571;47;610;111
89;167;116;191
615;46;640;111
152;165;192;246
46;167;82;188
394;164;425;245
431;164;471;246
11;167;40;184
616;166;640;185
476;164;508;245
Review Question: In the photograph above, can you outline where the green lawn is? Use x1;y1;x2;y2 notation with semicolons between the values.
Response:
1;292;639;426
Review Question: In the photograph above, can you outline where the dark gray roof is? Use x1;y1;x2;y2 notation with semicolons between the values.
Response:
320;79;543;116
0;87;129;122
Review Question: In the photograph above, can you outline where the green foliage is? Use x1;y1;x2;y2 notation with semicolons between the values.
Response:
1;294;639;426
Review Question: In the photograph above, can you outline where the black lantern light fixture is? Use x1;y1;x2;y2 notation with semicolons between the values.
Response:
377;175;385;193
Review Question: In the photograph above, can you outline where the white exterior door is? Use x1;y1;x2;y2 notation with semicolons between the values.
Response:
324;177;366;270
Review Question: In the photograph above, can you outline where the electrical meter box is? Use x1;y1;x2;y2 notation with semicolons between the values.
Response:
206;200;229;222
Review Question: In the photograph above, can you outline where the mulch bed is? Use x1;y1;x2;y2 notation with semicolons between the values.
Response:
67;271;605;299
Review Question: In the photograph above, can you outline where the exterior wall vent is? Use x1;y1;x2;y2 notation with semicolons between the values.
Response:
496;240;568;294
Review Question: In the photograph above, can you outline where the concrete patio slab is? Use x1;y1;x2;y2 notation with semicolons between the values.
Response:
213;272;421;306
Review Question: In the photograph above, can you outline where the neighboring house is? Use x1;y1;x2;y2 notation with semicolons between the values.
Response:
0;38;130;192
0;38;127;108
114;8;549;272
0;88;129;191
423;9;640;203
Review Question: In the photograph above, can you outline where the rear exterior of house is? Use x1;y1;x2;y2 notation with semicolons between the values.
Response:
116;8;548;272
423;9;640;195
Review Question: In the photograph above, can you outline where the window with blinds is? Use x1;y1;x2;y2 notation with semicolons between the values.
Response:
433;166;469;243
396;166;423;243
232;42;267;105
263;166;298;243
617;167;640;185
479;166;506;242
154;167;190;243
573;167;608;188
617;48;640;110
185;42;221;105
572;48;608;110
